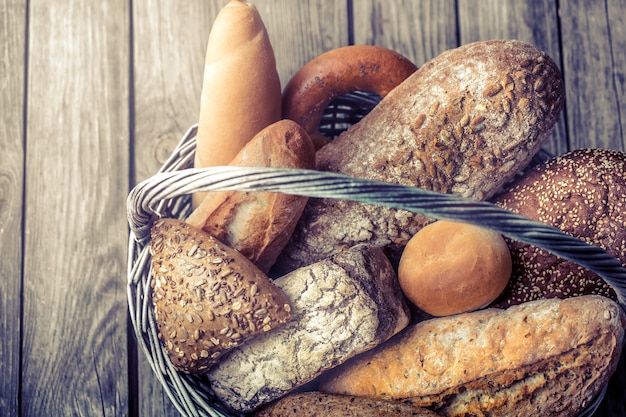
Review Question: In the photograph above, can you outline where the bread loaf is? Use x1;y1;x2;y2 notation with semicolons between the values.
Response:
186;120;315;273
275;39;564;273
206;244;410;413
490;148;625;308
193;0;281;208
149;219;292;373
253;392;442;417
319;295;625;417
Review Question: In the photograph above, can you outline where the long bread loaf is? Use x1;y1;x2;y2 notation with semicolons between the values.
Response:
319;295;625;417
206;244;410;413
275;40;564;273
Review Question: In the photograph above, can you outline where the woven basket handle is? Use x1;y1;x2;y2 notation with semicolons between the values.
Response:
127;126;626;309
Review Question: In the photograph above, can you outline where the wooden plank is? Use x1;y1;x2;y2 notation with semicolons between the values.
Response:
22;1;130;415
352;0;458;65
132;1;216;414
457;0;567;156
0;0;26;416
560;0;626;152
259;0;349;87
131;1;348;415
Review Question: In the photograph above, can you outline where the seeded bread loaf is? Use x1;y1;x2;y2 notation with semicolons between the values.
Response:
490;148;625;308
149;218;292;373
275;39;564;273
319;295;625;417
253;392;442;417
206;244;410;413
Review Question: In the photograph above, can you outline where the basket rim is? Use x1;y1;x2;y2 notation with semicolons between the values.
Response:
127;121;623;417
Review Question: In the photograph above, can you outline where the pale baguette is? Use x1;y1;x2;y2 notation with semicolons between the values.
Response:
193;0;281;208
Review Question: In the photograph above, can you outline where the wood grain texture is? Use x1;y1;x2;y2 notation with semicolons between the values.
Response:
352;0;457;65
457;0;567;156
560;0;626;152
22;1;130;415
0;0;25;416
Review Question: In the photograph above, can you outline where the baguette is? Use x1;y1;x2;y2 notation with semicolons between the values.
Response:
186;120;315;273
275;39;564;273
319;295;625;417
193;0;281;208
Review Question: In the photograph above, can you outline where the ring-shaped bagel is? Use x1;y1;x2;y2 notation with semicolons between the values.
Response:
282;45;418;149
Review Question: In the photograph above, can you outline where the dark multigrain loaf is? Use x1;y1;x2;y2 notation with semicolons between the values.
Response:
275;39;564;273
253;392;442;417
490;148;626;308
206;245;410;413
319;295;625;417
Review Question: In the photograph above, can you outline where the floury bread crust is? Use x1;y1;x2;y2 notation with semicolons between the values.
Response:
319;295;625;417
490;148;626;307
206;245;410;413
275;39;564;273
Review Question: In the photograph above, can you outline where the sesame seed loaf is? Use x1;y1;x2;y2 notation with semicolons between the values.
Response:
150;218;292;374
490;148;626;308
319;295;625;417
205;244;410;413
253;392;442;417
274;39;564;273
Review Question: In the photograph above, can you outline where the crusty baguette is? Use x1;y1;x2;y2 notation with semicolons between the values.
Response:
186;120;315;273
319;295;625;417
193;0;281;208
150;218;292;374
253;392;442;417
490;148;625;308
275;39;564;273
206;244;410;413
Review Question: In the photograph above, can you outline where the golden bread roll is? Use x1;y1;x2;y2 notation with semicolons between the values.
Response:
275;39;564;273
319;295;625;417
149;218;292;374
398;220;511;316
186;120;316;273
193;0;281;208
491;148;626;308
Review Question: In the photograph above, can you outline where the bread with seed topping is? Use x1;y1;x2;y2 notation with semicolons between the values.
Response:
149;218;292;374
319;295;625;417
490;148;626;308
274;39;565;273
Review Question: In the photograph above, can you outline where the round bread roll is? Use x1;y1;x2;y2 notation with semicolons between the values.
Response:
490;148;625;308
398;220;512;316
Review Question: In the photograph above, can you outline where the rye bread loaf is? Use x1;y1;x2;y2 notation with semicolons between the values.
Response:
490;148;626;308
319;295;625;417
253;392;442;417
206;244;410;413
274;39;564;273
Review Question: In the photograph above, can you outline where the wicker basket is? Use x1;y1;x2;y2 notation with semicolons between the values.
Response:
127;93;626;417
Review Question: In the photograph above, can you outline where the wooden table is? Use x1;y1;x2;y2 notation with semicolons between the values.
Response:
2;0;625;415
